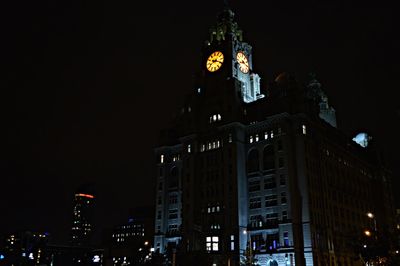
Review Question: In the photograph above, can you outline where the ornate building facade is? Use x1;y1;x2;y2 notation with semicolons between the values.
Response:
153;6;395;266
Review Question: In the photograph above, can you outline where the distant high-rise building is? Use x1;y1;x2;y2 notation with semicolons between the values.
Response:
71;185;95;247
153;5;396;266
104;207;154;265
111;207;153;246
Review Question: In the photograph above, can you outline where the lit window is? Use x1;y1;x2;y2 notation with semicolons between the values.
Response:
270;131;274;138
206;236;219;251
216;206;220;212
302;125;307;135
210;114;222;123
264;132;268;139
255;134;259;142
249;136;253;143
197;88;201;94
187;144;191;153
228;134;232;143
160;155;164;163
201;144;205;152
283;231;290;246
206;237;211;251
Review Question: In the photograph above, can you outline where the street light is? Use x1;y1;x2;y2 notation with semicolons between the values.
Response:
364;230;372;237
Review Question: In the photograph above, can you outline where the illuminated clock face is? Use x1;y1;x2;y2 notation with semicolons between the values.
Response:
206;51;224;72
236;51;249;74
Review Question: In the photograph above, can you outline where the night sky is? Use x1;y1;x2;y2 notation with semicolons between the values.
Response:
2;1;399;244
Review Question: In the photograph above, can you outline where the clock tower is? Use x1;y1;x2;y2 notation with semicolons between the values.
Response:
202;7;263;103
153;4;395;266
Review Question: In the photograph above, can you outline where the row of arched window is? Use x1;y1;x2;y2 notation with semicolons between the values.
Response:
247;146;275;173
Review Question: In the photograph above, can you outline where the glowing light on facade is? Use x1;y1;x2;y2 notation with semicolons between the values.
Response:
75;193;95;199
92;255;100;263
352;132;371;148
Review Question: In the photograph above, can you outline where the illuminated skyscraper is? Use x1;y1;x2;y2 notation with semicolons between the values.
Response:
71;186;95;247
153;5;395;266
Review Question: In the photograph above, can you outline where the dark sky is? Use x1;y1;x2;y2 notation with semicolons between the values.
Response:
2;1;399;244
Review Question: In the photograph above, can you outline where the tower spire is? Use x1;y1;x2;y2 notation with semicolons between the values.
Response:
223;0;229;8
208;4;242;43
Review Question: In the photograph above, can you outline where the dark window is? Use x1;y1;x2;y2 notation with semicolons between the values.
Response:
247;149;259;173
265;195;278;207
249;198;262;209
278;140;283;151
263;146;275;170
169;167;179;188
281;192;287;204
279;174;286;186
249;180;260;192
168;209;178;219
169;194;178;204
278;158;285;168
282;211;288;221
266;213;278;227
264;177;276;189
168;224;178;232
